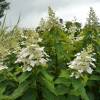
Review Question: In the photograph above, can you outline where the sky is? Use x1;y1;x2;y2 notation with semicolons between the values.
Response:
5;0;100;28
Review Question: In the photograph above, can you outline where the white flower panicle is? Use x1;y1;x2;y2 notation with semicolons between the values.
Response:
67;45;96;79
69;34;83;44
15;45;48;72
68;24;77;34
15;35;49;72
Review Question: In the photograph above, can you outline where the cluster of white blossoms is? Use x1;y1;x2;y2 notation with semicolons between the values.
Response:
67;45;96;79
0;62;8;71
69;34;83;44
15;44;48;72
15;31;48;72
68;24;77;34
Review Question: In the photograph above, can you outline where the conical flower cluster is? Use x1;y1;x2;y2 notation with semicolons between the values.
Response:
67;45;96;78
15;31;49;72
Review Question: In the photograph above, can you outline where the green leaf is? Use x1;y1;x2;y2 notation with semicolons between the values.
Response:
70;80;89;100
66;95;80;100
41;76;56;95
18;72;31;84
41;70;54;82
56;84;69;95
90;75;100;81
59;69;70;79
42;88;56;100
19;88;37;100
55;77;71;87
42;87;68;100
11;81;30;99
0;84;6;95
80;87;89;100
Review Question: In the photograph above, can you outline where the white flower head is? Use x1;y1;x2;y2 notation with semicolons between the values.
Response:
26;67;32;72
15;45;48;72
67;45;96;79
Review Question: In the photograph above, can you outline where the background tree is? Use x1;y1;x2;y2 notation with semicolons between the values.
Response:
35;18;46;35
0;0;9;18
36;7;62;34
84;7;99;34
83;7;100;46
65;21;72;33
87;7;99;27
65;20;81;36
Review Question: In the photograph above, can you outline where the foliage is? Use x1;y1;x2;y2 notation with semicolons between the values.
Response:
0;7;100;100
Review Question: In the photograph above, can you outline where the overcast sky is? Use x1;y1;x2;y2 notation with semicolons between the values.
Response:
5;0;100;28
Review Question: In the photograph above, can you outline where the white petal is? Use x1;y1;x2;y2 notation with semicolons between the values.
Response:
68;65;74;69
75;74;80;79
91;58;96;62
29;54;34;60
27;67;32;71
86;67;93;74
78;69;83;73
39;58;47;64
70;72;74;77
75;53;81;56
90;62;96;68
30;61;35;67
